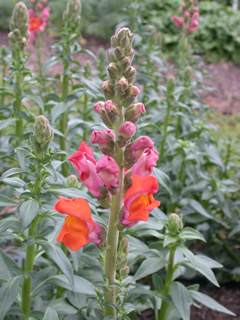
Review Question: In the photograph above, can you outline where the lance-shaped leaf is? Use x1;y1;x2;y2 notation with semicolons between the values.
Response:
19;199;39;233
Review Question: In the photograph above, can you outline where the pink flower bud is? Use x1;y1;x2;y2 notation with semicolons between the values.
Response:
131;148;159;177
104;100;118;112
37;3;43;10
42;0;48;4
30;0;34;3
28;8;35;17
89;221;106;245
184;11;190;18
192;12;199;20
124;136;154;165
171;16;184;29
96;155;120;189
124;103;146;123
90;129;115;155
193;7;199;12
179;7;183;12
40;7;50;20
118;121;136;138
94;101;105;115
129;85;140;96
118;122;136;148
188;19;198;34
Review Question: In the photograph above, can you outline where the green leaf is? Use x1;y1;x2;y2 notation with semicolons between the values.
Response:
43;307;59;320
0;249;22;278
0;119;16;131
40;243;74;290
170;281;191;320
152;274;164;293
44;164;57;181
1;177;25;188
163;234;177;247
153;168;172;195
190;291;236;316
19;199;39;233
49;298;77;315
0;216;18;234
133;257;167;281
179;227;206;242
47;188;97;205
0;194;17;207
1;168;26;181
189;199;212;219
0;275;24;320
24;95;44;113
32;274;95;296
43;58;61;73
51;102;69;123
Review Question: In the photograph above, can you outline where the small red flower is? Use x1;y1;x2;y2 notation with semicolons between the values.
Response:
121;175;160;227
29;17;41;32
54;197;103;251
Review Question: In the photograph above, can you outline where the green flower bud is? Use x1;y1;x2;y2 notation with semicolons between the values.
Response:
116;76;129;95
120;266;129;279
108;62;120;80
120;237;129;255
31;115;53;156
9;1;29;50
119;56;131;73
64;0;81;32
168;213;183;235
123;66;136;84
184;66;192;82
66;175;79;188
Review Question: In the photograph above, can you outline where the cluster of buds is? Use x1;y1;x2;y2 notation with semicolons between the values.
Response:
28;0;50;44
63;0;81;33
31;115;53;157
172;0;200;35
8;2;30;54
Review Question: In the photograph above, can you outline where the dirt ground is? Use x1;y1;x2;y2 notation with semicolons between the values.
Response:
1;30;240;319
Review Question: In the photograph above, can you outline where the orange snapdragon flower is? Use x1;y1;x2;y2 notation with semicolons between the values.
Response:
54;197;103;251
121;175;160;227
29;16;41;32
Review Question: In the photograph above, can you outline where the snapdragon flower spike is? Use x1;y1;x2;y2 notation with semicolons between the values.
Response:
121;175;160;227
90;129;115;155
68;142;104;197
96;155;120;189
172;1;199;34
54;197;104;251
124;136;154;166
131;148;159;177
117;121;136;148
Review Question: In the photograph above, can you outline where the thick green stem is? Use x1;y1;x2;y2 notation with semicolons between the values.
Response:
21;177;41;315
159;99;172;161
1;64;6;106
104;104;124;318
83;93;88;142
15;72;23;137
60;73;69;176
158;247;176;320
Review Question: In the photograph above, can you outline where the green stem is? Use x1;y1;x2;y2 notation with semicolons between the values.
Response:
83;93;88;142
158;247;176;320
104;104;124;318
60;73;69;177
21;177;41;315
178;155;185;181
159;99;172;161
1;64;6;106
15;71;23;137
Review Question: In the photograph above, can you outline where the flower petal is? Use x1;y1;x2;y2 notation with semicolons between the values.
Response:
124;175;159;209
56;216;89;251
54;197;94;225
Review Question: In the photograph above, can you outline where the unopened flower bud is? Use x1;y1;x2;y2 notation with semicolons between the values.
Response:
104;100;119;123
119;56;131;72
94;101;105;115
102;80;115;100
66;175;78;188
116;76;129;95
124;103;146;123
107;49;116;63
184;11;190;18
90;129;115;155
168;213;183;235
31;115;53;156
111;35;119;48
114;46;125;61
120;35;130;48
184;66;192;82
120;266;129;278
37;3;43;10
117;121;136;148
108;63;120;80
123;66;136;83
120;237;129;255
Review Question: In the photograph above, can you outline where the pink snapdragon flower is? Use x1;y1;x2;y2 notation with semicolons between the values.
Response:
131;148;159;177
96;155;120;189
68;142;104;197
188;19;199;34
